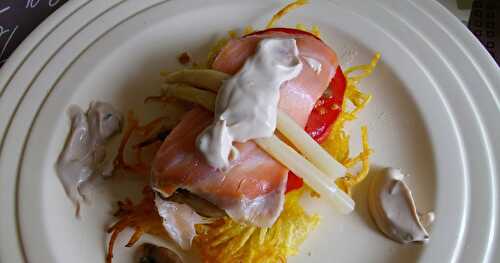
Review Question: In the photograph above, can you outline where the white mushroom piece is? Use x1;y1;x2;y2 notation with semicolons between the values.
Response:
368;168;434;244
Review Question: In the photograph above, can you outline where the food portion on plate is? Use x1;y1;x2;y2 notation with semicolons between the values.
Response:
54;1;433;262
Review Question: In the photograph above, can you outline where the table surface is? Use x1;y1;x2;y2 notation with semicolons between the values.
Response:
0;0;68;68
438;0;472;23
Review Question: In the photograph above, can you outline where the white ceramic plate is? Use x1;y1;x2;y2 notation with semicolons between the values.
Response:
1;0;499;262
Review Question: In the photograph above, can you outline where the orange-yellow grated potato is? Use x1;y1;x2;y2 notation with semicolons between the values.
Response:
266;0;309;29
194;189;319;263
323;53;381;195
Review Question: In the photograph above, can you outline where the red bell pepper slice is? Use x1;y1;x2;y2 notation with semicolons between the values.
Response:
305;66;347;144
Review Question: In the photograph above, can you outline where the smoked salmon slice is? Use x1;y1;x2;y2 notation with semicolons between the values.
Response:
151;28;338;248
213;28;338;126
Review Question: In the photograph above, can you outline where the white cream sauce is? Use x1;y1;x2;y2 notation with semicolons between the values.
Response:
196;38;303;169
368;167;434;244
56;101;122;213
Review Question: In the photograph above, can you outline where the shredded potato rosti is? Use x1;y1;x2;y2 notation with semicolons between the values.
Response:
195;189;319;263
326;53;381;195
106;187;167;263
113;112;173;177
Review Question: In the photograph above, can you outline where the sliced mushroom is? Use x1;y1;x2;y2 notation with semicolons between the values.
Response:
167;189;226;218
139;243;183;263
368;168;434;244
164;69;229;92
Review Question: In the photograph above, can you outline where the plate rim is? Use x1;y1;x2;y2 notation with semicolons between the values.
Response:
0;0;498;262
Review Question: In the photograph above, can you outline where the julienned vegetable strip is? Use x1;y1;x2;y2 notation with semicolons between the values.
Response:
255;136;354;214
277;110;346;179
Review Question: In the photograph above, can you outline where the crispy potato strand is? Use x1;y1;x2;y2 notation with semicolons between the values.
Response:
113;112;169;177
266;0;309;29
106;187;166;263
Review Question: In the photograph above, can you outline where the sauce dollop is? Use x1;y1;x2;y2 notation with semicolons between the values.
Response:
56;101;122;212
196;38;303;169
368;168;434;244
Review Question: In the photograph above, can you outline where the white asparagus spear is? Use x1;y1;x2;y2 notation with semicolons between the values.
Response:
276;110;346;179
164;69;229;92
255;136;354;214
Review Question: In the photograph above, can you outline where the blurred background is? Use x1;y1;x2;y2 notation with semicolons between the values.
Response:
438;0;472;23
0;0;498;68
